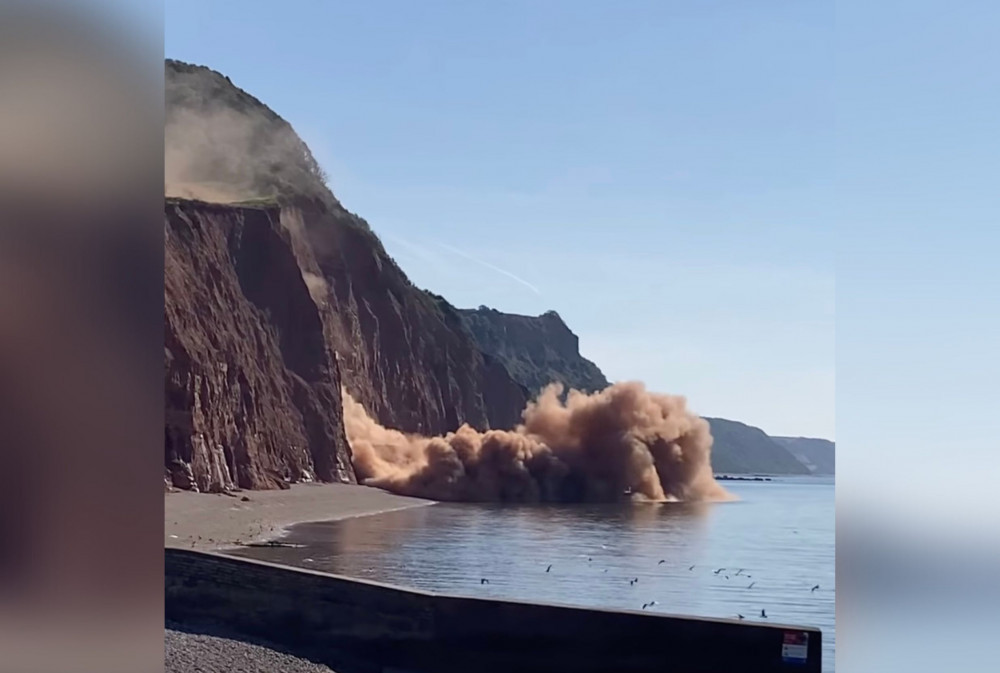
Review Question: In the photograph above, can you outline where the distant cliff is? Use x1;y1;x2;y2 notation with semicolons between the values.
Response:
458;306;816;475
458;307;609;396
165;60;530;490
704;418;812;476
773;436;836;474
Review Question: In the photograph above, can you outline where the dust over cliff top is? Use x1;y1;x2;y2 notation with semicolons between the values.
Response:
165;59;341;211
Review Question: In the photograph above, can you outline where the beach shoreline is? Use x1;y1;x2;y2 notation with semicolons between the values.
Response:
165;482;434;552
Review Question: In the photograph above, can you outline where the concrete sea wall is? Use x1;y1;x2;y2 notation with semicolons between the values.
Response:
165;548;822;672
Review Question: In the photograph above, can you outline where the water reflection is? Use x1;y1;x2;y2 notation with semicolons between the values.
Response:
231;500;713;592
231;479;834;671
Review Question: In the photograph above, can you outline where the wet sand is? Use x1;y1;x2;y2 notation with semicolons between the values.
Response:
165;482;433;551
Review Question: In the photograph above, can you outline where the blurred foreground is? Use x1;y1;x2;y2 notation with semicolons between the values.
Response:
0;2;163;672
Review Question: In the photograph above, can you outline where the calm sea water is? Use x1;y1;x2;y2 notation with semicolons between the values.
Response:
232;475;835;671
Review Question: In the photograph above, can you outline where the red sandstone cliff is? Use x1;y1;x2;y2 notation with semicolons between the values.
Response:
164;196;528;492
164;199;355;491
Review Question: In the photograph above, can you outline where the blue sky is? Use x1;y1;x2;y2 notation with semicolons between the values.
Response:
166;1;835;439
834;0;1000;532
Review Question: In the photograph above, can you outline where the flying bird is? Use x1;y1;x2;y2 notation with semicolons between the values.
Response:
737;614;745;620
481;578;489;585
735;568;745;576
747;582;756;589
714;568;725;575
689;565;695;571
725;575;730;580
760;609;767;618
546;565;552;573
811;584;820;592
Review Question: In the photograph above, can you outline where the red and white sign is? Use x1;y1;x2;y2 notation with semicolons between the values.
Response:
781;631;809;664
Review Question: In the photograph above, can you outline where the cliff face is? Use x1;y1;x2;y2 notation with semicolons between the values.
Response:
457;306;818;475
165;60;531;491
164;199;355;491
458;307;609;396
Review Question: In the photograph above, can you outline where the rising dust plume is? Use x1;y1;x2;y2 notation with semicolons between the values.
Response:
344;382;732;503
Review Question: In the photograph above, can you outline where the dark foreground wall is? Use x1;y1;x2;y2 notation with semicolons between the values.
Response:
165;549;822;673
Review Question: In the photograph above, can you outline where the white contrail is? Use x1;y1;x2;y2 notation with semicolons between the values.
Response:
380;232;443;267
438;242;542;295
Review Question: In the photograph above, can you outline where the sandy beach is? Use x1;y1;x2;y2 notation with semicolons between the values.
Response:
165;482;434;551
